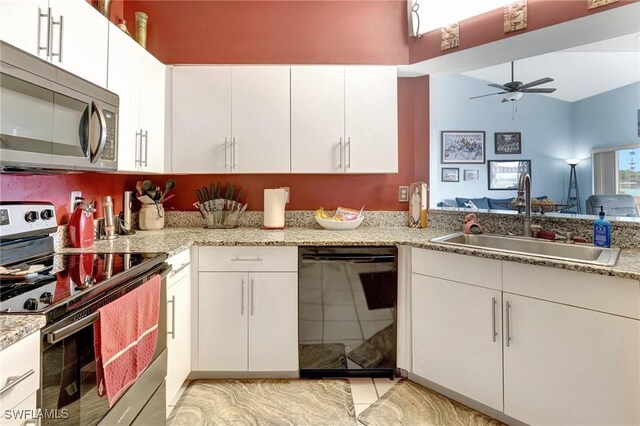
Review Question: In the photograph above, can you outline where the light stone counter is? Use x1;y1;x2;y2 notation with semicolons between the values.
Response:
0;315;45;351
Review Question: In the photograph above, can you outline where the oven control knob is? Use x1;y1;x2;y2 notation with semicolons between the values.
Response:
23;298;39;311
25;211;39;223
40;292;54;304
40;209;54;221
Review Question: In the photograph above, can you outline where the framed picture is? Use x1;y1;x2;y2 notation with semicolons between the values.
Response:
495;132;522;154
488;160;531;190
464;169;480;181
441;131;485;164
442;167;460;182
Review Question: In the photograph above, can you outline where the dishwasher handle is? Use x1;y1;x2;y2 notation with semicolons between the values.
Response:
301;254;396;263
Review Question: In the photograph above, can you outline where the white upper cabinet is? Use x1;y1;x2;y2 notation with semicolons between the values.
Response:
291;66;345;173
171;66;232;173
171;66;290;174
0;0;108;87
231;66;291;173
344;66;398;173
291;65;398;173
108;23;165;173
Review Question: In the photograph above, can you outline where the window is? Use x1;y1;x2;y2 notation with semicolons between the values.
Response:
592;144;640;213
414;0;513;34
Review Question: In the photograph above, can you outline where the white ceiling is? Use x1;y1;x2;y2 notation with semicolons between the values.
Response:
462;33;640;102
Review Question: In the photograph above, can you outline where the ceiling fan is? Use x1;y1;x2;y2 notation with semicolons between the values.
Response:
470;61;557;103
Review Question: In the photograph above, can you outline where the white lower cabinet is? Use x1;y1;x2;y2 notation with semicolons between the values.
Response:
503;293;639;426
411;247;640;425
198;271;298;372
165;251;192;411
0;332;40;424
412;273;503;411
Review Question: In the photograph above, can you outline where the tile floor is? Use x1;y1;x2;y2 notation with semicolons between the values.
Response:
349;377;400;417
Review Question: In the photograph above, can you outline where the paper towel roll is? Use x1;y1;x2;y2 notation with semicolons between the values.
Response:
264;188;286;228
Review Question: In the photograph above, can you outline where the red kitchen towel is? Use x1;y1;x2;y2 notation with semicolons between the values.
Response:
94;274;161;407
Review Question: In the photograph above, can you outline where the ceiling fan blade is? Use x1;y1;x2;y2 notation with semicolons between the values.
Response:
519;77;554;90
521;88;557;93
501;98;510;103
469;92;506;99
488;83;510;90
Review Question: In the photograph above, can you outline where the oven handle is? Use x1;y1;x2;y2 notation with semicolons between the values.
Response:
45;312;99;345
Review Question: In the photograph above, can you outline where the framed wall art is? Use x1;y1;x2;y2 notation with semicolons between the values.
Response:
441;167;460;182
488;160;531;190
441;131;485;164
464;169;480;181
495;132;522;154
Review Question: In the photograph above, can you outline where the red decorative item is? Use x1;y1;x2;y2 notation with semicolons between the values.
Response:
68;202;96;248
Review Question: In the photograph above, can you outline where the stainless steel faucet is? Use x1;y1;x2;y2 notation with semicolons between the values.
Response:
515;173;532;236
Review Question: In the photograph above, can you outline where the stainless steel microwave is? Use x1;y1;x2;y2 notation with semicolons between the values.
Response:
0;41;118;172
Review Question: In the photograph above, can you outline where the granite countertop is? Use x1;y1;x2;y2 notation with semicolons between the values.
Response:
0;315;46;351
4;225;640;349
58;226;640;281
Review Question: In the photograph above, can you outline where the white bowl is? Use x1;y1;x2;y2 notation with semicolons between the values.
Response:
315;215;364;230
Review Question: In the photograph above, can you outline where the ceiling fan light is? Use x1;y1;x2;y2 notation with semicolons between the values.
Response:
504;92;524;101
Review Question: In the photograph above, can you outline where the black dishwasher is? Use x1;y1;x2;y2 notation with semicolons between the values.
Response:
298;246;397;378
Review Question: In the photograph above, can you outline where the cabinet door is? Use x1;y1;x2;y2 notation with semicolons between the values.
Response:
171;66;232;173
412;274;503;411
49;0;108;87
291;66;345;173
198;272;248;371
231;66;290;173
166;270;191;408
344;66;398;173
503;294;640;425
248;272;298;371
107;23;141;172
139;51;165;173
0;0;47;57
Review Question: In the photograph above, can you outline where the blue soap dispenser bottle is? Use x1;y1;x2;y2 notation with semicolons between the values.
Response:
593;206;611;248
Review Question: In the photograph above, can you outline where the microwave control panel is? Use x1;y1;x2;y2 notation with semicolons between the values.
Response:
101;110;117;162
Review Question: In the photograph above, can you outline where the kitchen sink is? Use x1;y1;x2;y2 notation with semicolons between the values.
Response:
430;232;620;266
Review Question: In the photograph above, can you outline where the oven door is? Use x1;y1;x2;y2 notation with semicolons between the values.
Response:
39;266;168;426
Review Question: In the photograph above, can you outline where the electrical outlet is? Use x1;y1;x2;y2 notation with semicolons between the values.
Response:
70;191;82;212
398;186;409;202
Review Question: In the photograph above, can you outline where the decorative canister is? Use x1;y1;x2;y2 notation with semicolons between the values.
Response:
409;181;428;228
139;204;164;230
135;11;148;48
97;0;112;18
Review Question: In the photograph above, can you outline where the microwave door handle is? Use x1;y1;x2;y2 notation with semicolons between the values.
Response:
80;103;91;158
90;102;107;163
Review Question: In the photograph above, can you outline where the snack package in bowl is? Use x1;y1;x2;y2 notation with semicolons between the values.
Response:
315;206;364;221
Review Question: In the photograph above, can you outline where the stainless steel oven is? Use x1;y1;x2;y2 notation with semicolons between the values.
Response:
0;41;118;172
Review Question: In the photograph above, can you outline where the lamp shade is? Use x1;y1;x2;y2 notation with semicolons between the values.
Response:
566;159;580;166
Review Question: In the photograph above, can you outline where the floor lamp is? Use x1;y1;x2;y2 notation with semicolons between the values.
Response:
566;159;581;213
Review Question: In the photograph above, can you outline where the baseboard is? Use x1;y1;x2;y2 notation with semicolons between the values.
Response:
189;371;299;379
408;373;527;426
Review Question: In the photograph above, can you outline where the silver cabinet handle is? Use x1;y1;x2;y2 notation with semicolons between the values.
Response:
250;278;255;316
0;369;35;395
135;130;142;167
230;257;263;262
37;7;50;57
143;130;149;167
167;295;176;339
505;301;512;347
224;137;229;169
232;137;237;170
491;297;497;342
51;13;63;62
240;278;245;315
346;137;351;169
338;137;343;169
171;263;190;276
23;420;38;425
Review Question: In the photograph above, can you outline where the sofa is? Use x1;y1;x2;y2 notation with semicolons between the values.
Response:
585;194;639;217
438;196;550;211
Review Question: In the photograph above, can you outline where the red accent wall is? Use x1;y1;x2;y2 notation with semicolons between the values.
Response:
0;77;430;223
121;0;409;65
409;0;638;64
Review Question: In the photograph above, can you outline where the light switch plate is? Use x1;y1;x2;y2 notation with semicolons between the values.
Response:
70;191;82;212
398;186;409;202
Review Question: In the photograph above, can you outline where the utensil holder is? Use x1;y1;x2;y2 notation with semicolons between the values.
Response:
197;200;246;229
139;204;164;230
